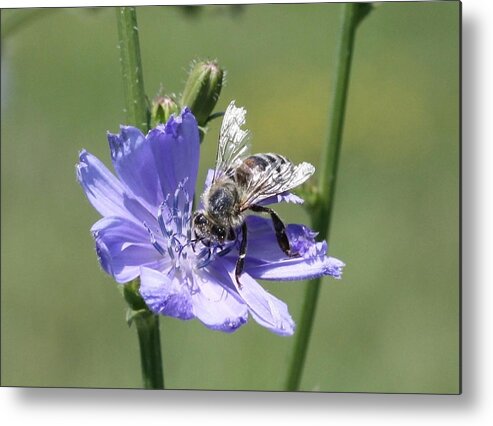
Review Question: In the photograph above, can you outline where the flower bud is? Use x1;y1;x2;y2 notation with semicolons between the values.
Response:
180;60;224;126
151;95;179;126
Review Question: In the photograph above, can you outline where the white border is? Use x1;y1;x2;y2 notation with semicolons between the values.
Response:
2;0;492;424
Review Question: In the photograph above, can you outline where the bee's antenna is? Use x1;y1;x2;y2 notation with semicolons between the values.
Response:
188;237;203;253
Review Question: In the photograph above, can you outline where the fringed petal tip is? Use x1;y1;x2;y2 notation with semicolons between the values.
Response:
249;309;295;336
272;321;295;337
75;150;90;189
106;126;145;160
324;257;345;279
149;106;197;138
180;106;192;117
77;148;88;160
218;262;296;336
75;149;89;173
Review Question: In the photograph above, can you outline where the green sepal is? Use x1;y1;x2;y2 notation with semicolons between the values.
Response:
126;308;149;327
121;278;148;311
205;111;225;124
120;279;152;327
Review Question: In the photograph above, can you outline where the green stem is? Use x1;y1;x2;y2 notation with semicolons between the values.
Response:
133;312;165;389
285;3;369;391
115;7;149;132
116;7;163;389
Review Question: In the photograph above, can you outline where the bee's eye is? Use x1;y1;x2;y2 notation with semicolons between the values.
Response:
211;225;226;240
194;213;207;226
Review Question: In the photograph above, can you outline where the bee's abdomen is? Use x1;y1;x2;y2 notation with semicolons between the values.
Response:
235;153;289;185
243;153;288;171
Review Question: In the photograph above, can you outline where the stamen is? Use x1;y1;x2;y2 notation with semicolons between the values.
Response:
195;247;213;269
187;224;192;242
143;222;165;256
152;180;213;272
171;235;182;248
166;235;175;259
173;185;182;235
158;198;173;238
216;244;234;257
172;178;190;236
181;183;191;235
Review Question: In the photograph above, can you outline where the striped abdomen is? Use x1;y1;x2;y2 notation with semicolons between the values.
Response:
234;153;290;186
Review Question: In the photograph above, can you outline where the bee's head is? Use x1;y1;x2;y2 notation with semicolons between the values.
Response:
192;211;227;244
192;211;209;238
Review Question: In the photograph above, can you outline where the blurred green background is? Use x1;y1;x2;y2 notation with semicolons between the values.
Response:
1;2;459;393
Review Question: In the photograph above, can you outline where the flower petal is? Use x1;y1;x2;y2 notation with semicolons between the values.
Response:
76;150;155;225
108;126;163;210
258;192;304;206
148;108;200;201
239;216;345;281
139;267;194;320
76;150;128;218
91;217;167;283
191;268;249;332
240;215;315;261
245;254;345;281
219;260;295;336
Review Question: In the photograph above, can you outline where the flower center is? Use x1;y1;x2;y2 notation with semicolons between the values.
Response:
144;180;233;277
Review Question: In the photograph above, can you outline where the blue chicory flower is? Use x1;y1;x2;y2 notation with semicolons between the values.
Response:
76;107;344;336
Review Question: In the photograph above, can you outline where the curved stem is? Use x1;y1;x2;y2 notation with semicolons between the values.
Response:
285;3;369;391
116;7;163;389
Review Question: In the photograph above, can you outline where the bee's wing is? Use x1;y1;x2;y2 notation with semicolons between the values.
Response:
239;155;315;209
213;101;251;182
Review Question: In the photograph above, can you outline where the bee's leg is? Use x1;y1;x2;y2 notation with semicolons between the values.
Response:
234;222;248;289
227;227;236;241
249;204;297;257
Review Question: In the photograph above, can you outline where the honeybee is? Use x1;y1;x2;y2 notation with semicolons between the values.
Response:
193;101;315;287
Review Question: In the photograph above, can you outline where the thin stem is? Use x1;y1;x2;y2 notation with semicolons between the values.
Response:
122;280;165;389
286;3;368;391
116;7;163;389
115;7;149;132
133;312;165;389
